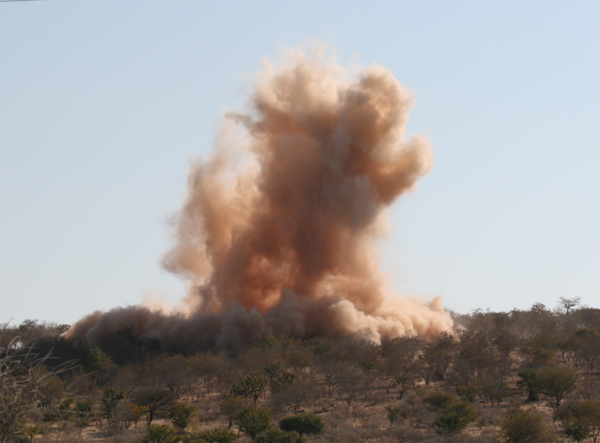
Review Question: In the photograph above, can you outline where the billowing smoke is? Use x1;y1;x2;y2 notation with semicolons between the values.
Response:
66;45;453;352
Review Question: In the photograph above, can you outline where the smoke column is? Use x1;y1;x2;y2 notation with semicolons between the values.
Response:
66;45;453;351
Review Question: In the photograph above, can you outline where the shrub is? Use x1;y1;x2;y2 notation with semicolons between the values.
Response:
185;428;238;443
140;424;180;443
255;428;306;443
101;388;125;425
432;400;477;435
168;403;196;430
0;337;75;442
501;407;555;443
234;405;273;439
423;390;458;410
456;385;479;402
279;412;325;437
384;405;411;424
556;400;600;442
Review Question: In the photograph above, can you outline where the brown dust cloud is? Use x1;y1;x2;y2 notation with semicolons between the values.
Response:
66;45;453;352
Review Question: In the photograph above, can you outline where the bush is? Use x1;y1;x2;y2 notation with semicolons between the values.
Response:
456;385;479;402
255;428;306;443
501;407;555;443
384;405;410;424
556;400;600;442
101;388;125;425
185;428;238;443
479;380;511;406
0;340;75;442
140;424;180;443
424;390;458;410
432;400;477;435
234;405;273;439
279;412;325;437
168;403;196;430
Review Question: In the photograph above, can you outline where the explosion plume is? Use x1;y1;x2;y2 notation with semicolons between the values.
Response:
66;45;453;352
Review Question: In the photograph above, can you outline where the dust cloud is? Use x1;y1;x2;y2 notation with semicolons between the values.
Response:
66;45;453;352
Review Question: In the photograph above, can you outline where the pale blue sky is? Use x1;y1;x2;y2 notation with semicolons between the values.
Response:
1;1;599;325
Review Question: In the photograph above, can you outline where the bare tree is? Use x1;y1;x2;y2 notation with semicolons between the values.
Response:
0;336;74;442
558;297;581;316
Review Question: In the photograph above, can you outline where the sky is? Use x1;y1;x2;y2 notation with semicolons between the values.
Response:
1;1;599;326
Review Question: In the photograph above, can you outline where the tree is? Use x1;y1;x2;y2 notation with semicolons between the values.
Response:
279;412;325;437
124;403;148;428
557;400;600;442
79;346;112;377
131;387;177;424
421;332;455;383
100;387;125;425
558;297;581;316
0;336;74;443
220;396;247;428
150;354;194;395
518;370;541;402
501;407;555;443
169;403;196;430
234;405;273;439
377;335;422;396
231;372;268;404
537;366;578;409
140;424;180;443
479;378;510;406
575;329;600;372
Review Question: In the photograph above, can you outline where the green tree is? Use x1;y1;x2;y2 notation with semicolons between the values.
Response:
479;379;510;406
557;400;600;442
79;346;112;373
100;387;125;425
168;403;196;430
140;424;180;443
234;405;273;439
279;413;325;437
232;372;269;404
518;370;541;402
537;366;578;409
271;371;299;393
501;407;555;443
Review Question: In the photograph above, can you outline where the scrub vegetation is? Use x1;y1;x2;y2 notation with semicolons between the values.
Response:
2;297;600;442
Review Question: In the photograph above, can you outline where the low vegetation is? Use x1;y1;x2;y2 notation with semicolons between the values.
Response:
2;297;600;442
